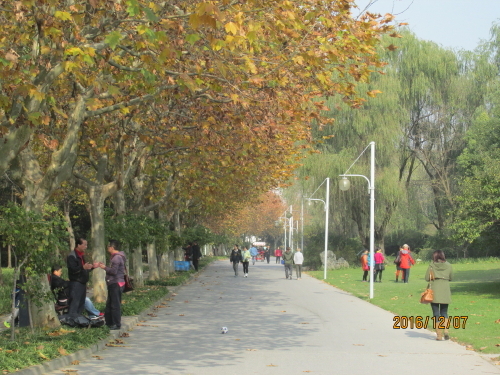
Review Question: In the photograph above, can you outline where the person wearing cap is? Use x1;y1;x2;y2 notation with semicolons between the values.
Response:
399;244;415;283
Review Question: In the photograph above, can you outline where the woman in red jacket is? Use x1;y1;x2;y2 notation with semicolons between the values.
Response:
399;244;415;283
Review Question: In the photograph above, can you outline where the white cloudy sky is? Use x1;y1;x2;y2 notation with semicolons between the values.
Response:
354;0;500;51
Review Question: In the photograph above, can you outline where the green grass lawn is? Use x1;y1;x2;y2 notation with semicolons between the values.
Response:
308;258;500;354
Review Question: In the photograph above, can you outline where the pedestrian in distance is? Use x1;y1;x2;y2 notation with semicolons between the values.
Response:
373;248;385;282
241;246;251;277
360;250;369;282
191;241;202;271
275;247;283;264
97;240;126;330
282;247;294;280
249;245;258;265
398;244;415;283
425;250;453;341
229;245;242;277
264;246;270;263
67;238;96;315
294;248;304;279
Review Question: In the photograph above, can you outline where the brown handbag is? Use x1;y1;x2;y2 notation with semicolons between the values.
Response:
420;266;434;304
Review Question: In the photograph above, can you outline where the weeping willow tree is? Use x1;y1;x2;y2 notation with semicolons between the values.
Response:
286;29;491;254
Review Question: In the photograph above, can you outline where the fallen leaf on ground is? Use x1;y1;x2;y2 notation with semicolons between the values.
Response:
184;301;189;303
235;339;240;341
105;344;129;347
466;345;475;350
137;324;158;327
378;355;387;357
23;342;30;345
280;311;286;313
70;360;79;365
114;339;124;344
147;314;157;317
58;346;68;355
391;297;398;300
38;352;49;359
92;355;103;360
120;332;130;337
172;293;177;296
495;319;500;323
480;347;488;350
36;345;45;350
300;322;309;324
267;364;277;367
179;314;185;316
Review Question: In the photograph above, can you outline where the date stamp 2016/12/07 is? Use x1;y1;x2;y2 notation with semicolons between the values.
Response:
393;316;468;329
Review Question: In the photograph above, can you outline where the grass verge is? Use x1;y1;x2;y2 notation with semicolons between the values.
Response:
308;258;500;354
0;256;217;373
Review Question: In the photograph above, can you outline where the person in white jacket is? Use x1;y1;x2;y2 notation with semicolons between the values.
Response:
294;248;304;280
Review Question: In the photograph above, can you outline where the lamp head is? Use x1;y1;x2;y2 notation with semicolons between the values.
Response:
339;177;350;191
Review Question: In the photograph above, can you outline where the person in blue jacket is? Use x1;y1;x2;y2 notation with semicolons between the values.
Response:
249;246;259;265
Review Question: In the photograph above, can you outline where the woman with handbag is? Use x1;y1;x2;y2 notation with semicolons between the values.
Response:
425;250;453;340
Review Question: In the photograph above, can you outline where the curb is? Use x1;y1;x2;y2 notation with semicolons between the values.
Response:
12;272;200;375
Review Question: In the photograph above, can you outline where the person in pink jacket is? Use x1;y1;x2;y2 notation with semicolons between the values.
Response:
398;244;415;283
275;247;283;264
373;248;385;282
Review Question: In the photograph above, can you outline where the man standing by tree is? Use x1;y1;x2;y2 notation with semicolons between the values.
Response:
67;238;94;315
191;241;202;272
98;240;125;330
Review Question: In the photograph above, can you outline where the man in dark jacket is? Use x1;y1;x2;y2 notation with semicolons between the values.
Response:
191;242;202;271
229;245;242;277
67;238;94;315
98;239;125;330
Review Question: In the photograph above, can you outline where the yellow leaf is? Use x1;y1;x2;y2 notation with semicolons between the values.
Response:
367;90;382;98
58;346;68;355
225;22;238;35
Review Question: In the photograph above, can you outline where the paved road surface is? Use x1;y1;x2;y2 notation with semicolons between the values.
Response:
45;260;500;375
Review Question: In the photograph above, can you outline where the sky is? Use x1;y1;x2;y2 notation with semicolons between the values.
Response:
353;0;500;51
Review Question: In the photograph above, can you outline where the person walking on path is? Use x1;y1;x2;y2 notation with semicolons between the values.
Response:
275;247;283;264
229;245;242;276
425;250;453;341
191;241;202;271
294;248;304;279
373;248;385;282
241;246;251;277
360;250;369;282
249;245;259;265
98;240;126;330
399;244;415;283
264;246;270;263
282;247;294;280
67;238;95;315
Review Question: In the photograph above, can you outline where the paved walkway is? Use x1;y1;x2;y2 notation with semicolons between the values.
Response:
43;260;500;375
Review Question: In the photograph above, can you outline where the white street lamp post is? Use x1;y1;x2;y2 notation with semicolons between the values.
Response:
339;142;375;299
306;177;330;280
